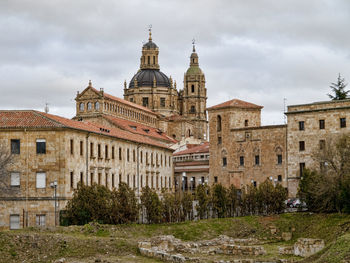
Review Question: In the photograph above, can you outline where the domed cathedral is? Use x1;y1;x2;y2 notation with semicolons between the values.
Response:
123;29;179;117
123;30;208;141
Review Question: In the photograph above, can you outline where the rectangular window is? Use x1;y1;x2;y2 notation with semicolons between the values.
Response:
299;121;305;131
90;142;94;157
90;173;94;185
119;147;122;160
218;136;222;144
190;106;196;113
277;154;282;165
133;149;136;162
127;149;130;162
127;174;130;186
105;145;108;159
36;172;46;188
141;151;143;163
160;98;165;108
299;141;305;151
214;176;218;183
70;172;74;189
255;155;260;165
151;153;154;166
133;175;136;189
319;119;325;129
222;157;227;167
105;173;108;187
340;118;346;128
239;156;244;166
112;174;115;188
11;139;20;154
10;214;20;230
119;174;122;185
320;139;325;150
146;175;149;187
98;173;101;185
80;141;83;156
98;144;101;158
10;172;20;187
112;146;115;159
300;162;306;177
80;172;83;184
142;97;149;107
70;139;74;155
36;214;46;227
36;139;46;154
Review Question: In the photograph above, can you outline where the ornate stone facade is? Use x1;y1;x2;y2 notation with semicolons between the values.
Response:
123;31;208;141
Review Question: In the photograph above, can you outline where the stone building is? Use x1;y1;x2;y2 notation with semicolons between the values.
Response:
207;99;287;190
123;30;208;141
0;110;173;230
173;142;209;193
286;99;350;197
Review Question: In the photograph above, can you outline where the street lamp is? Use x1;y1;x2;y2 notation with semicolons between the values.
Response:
50;180;57;226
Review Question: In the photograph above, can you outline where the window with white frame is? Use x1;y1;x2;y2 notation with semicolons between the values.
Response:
10;172;20;187
10;214;20;230
36;172;46;188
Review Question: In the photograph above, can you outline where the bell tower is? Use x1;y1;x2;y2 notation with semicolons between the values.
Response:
182;41;208;139
140;27;160;70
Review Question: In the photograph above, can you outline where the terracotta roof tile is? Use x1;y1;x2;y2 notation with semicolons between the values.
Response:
174;142;209;156
207;99;263;110
0;110;171;150
103;114;177;144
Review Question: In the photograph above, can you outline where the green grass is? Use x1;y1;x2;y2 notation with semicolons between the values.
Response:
0;213;350;262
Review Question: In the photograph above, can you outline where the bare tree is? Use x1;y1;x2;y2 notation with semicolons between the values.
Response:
0;140;13;194
299;134;350;212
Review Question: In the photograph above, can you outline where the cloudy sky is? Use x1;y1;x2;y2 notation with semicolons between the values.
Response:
1;0;350;125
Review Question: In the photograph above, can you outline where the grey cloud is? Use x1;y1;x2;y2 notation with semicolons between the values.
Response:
1;0;350;124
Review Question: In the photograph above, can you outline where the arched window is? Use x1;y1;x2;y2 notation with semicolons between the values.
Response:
217;115;222;132
188;129;191;137
87;102;92;111
79;103;84;112
95;102;100;110
147;56;150;65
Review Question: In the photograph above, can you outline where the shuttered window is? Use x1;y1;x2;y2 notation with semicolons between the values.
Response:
10;172;20;187
36;172;46;188
36;139;46;154
10;215;20;230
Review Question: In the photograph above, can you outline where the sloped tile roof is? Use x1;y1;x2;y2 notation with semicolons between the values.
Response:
207;99;263;111
0;110;171;150
103;114;177;144
173;142;209;156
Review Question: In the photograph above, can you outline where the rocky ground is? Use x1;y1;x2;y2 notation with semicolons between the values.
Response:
0;213;349;263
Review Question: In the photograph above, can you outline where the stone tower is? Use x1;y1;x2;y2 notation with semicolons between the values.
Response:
124;29;179;117
182;43;208;139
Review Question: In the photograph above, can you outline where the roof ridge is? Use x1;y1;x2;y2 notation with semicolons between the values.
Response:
32;111;65;128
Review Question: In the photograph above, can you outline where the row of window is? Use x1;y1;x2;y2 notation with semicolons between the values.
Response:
11;139;46;155
299;139;325;151
173;154;209;162
70;171;172;190
86;141;171;167
10;139;171;168
298;118;346;131
79;100;157;125
222;154;283;167
9;171;172;190
9;214;46;229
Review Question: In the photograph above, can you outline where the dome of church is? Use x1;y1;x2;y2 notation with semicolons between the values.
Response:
129;69;170;88
143;40;158;49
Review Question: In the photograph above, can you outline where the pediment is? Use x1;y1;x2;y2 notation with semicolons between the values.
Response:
77;87;102;100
